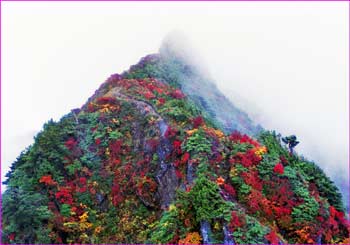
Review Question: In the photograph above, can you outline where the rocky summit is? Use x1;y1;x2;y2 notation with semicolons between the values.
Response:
2;39;349;244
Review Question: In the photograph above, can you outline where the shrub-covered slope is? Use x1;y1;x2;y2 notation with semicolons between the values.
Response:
2;51;349;244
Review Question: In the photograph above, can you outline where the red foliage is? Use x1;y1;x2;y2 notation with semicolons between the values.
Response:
164;126;177;139
95;138;101;145
273;163;284;174
158;98;166;105
175;169;183;179
328;206;349;230
56;237;63;244
87;103;95;112
184;218;191;227
223;184;236;197
78;177;87;185
96;97;117;105
55;187;73;205
236;150;261;168
228;157;236;165
65;137;77;151
111;183;124;206
247;189;264;212
241;171;262;191
273;206;292;217
229;211;244;232
267;179;295;206
192;116;204;128
330;206;338;217
229;131;259;147
144;91;156;100
146;139;159;152
236;153;252;168
8;233;15;241
173;140;182;155
265;230;279;244
181;152;190;164
263;178;296;222
113;158;121;166
154;87;164;94
39;175;57;186
89;187;96;195
173;159;181;168
146;82;156;92
260;197;273;217
170;89;185;99
110;140;123;156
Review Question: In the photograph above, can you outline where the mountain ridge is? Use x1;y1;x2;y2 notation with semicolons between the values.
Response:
2;42;349;244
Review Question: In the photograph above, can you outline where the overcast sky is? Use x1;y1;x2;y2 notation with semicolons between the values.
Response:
2;2;349;200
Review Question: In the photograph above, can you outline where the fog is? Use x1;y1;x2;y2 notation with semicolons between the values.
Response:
2;2;348;204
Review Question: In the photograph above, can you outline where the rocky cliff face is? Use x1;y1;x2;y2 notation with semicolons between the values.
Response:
2;44;349;244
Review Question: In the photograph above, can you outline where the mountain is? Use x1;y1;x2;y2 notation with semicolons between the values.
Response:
2;38;349;244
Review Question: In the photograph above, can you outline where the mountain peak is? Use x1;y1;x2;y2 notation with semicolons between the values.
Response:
159;31;208;75
2;36;349;244
160;31;194;61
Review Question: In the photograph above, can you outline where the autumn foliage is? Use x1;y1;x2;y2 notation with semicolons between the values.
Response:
3;73;349;244
273;163;284;174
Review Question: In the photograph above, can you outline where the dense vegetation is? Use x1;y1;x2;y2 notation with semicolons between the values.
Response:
2;46;349;244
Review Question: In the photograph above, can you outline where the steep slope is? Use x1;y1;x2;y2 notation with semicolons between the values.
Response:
2;47;349;244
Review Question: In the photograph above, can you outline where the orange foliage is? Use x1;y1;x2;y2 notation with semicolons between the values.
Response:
295;226;315;244
178;232;202;244
39;175;57;186
216;176;225;186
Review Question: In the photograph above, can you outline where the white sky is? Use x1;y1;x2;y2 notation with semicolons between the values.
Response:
1;2;349;199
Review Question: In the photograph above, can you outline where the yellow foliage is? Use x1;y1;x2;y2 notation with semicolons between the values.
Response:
63;221;79;232
79;212;89;222
79;203;87;209
112;118;119;124
254;146;267;157
178;232;202;244
169;204;177;212
79;233;89;243
79;222;93;230
229;167;238;178
105;147;110;156
214;129;225;139
213;222;220;230
99;107;110;113
77;211;93;231
148;116;157;124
